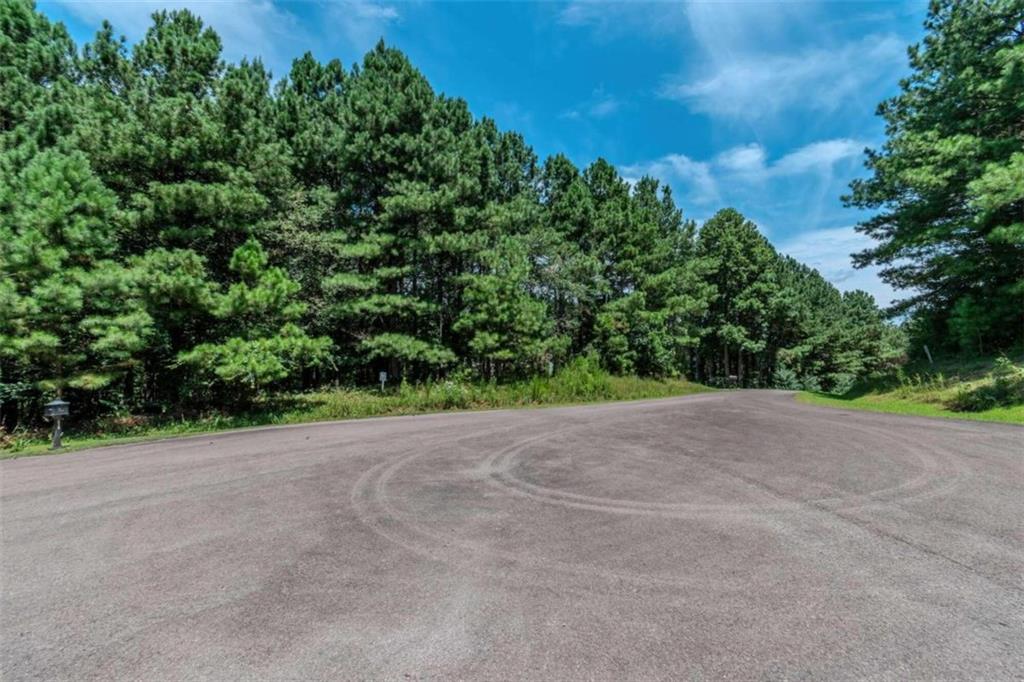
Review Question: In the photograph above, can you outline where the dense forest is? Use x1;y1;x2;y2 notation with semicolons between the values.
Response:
3;0;1016;428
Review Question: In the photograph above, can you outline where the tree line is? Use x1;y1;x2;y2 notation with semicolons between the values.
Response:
2;1;905;426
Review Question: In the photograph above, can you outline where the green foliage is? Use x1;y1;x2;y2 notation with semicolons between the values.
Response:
697;208;778;384
800;353;1024;424
950;357;1024;411
177;324;331;393
4;361;712;457
359;333;456;367
846;0;1024;353
177;239;332;398
772;367;803;390
771;262;907;393
0;148;151;392
454;235;551;377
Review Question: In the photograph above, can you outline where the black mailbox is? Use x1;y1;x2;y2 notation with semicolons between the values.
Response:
44;399;70;419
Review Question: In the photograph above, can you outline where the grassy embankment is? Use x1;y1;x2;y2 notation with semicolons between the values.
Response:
2;362;712;458
799;353;1024;425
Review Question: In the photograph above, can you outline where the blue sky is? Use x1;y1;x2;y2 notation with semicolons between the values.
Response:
39;0;928;306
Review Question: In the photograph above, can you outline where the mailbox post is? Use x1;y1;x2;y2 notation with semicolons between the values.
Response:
43;399;70;450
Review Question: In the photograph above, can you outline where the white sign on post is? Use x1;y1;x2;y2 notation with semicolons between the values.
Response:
379;371;388;391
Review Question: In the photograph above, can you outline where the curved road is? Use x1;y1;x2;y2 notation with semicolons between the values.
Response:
2;391;1022;679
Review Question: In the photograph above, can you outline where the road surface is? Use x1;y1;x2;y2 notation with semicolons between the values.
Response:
2;391;1022;679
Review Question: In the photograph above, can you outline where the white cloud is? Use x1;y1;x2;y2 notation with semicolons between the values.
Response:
777;226;897;307
660;34;906;120
326;0;400;54
555;1;911;123
620;153;719;206
772;139;865;175
715;143;767;175
623;138;864;206
557;1;602;27
350;2;398;21
683;1;817;62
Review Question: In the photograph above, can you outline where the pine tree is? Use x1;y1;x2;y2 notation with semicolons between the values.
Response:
697;209;779;385
846;0;1024;353
537;154;603;359
0;3;150;425
330;42;485;378
268;53;352;344
0;149;151;393
177;238;331;401
454;236;551;378
0;0;78;150
76;9;295;405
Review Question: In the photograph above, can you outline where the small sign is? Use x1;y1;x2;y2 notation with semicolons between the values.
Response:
379;371;387;391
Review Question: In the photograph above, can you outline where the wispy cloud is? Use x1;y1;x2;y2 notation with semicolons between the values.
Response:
772;139;866;175
557;2;910;123
714;143;767;175
561;87;621;120
711;139;865;180
588;96;619;118
623;138;865;207
325;0;400;54
349;1;398;21
620;153;719;205
557;0;685;38
660;34;906;120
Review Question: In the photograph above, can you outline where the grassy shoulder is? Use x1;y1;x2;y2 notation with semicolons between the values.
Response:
797;354;1024;425
2;365;712;459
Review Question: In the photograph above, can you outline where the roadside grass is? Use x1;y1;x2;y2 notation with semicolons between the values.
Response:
2;363;712;458
797;392;1024;423
798;353;1024;425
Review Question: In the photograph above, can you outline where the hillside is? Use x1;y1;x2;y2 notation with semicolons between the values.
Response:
799;354;1024;424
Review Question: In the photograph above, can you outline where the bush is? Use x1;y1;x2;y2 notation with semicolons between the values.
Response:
827;373;857;396
773;367;802;390
800;375;822;393
549;355;613;401
948;357;1024;412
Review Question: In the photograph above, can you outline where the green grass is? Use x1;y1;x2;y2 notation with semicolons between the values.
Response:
797;353;1024;425
797;391;1024;423
2;363;712;458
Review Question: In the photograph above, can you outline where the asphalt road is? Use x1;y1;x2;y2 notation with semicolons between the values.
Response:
2;391;1022;680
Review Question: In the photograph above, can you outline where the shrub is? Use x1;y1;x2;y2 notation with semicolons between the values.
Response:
827;373;857;396
948;357;1024;412
800;375;822;393
773;367;801;390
